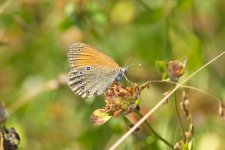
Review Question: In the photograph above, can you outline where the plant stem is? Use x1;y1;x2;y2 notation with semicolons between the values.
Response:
123;117;141;133
148;80;222;102
174;91;186;142
135;111;174;149
122;116;132;126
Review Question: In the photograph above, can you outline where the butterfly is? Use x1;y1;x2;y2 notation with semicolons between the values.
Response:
67;42;128;98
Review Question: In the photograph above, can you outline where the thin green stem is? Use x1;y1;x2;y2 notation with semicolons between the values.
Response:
122;116;132;126
122;117;141;133
180;85;221;102
135;111;174;149
148;80;222;102
174;91;186;142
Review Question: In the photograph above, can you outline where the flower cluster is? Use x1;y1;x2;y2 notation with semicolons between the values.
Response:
90;82;149;125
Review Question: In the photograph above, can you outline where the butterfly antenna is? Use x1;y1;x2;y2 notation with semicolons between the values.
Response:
122;55;142;84
126;63;142;68
123;64;142;85
123;74;133;84
124;54;135;67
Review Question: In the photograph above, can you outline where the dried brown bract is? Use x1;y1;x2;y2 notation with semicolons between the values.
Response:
174;91;194;150
180;91;191;119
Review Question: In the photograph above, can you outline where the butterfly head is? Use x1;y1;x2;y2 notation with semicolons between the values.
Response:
114;64;142;84
122;66;129;73
114;67;128;83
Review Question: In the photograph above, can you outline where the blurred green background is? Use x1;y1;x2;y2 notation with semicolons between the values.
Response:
0;0;224;150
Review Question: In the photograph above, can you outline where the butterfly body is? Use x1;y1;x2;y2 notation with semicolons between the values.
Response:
67;43;127;98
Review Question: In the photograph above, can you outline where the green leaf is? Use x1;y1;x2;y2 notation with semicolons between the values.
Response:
155;61;170;80
155;61;167;73
162;71;169;80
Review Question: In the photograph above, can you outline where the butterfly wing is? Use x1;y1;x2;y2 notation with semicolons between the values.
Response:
68;66;119;98
68;43;119;69
67;43;121;98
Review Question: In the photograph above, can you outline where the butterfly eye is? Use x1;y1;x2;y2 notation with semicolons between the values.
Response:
79;81;82;84
86;66;91;71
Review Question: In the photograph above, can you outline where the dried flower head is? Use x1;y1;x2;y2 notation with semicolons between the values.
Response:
90;82;150;125
155;59;186;82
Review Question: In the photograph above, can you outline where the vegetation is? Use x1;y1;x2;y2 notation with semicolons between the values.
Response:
0;0;224;150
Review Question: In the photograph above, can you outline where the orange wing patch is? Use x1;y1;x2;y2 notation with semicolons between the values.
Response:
68;43;120;68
